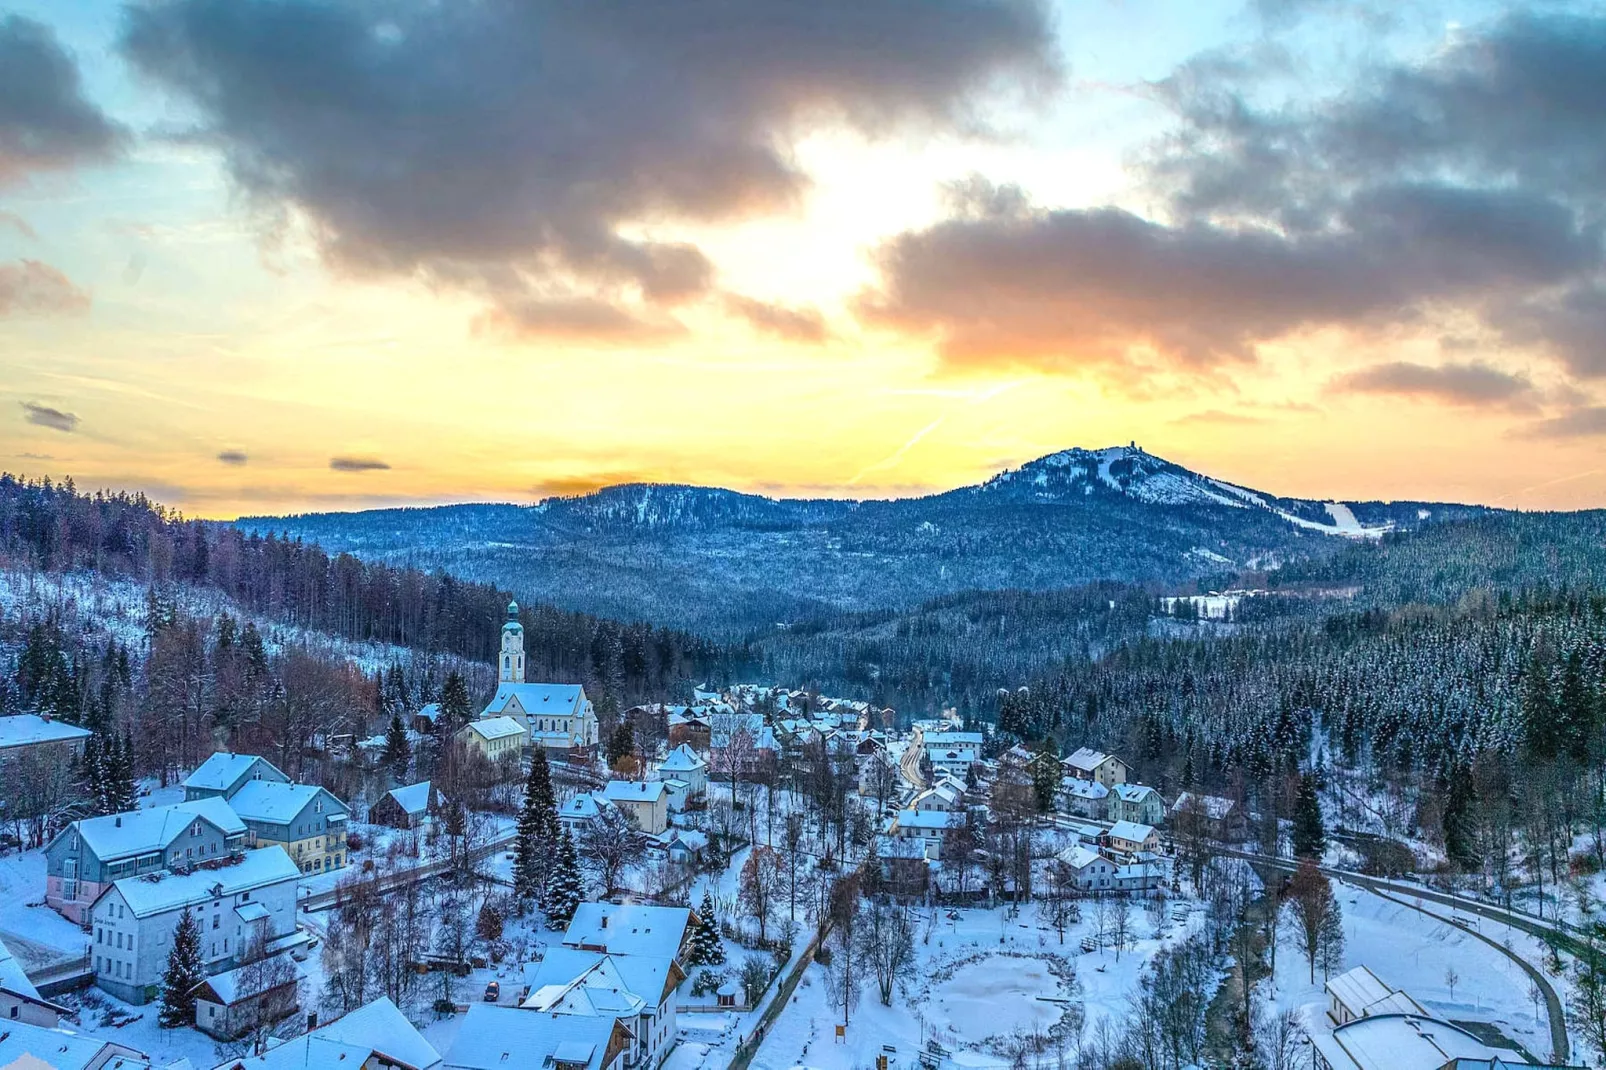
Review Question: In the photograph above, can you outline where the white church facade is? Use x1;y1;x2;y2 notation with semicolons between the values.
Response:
480;601;599;758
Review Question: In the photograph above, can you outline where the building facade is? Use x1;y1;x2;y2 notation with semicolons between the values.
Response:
228;782;350;875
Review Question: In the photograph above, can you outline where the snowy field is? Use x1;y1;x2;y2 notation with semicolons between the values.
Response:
1269;883;1569;1063
749;898;1205;1070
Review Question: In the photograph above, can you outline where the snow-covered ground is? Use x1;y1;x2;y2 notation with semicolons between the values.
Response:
749;898;1205;1070
1267;884;1569;1063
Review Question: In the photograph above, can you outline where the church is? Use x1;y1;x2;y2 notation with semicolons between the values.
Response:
480;601;599;758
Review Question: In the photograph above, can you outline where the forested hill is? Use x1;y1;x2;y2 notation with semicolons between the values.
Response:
237;445;1489;635
0;473;732;698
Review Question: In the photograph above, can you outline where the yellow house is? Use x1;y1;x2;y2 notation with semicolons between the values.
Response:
458;716;528;763
228;781;351;875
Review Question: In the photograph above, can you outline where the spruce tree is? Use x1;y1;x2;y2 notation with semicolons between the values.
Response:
80;735;107;814
689;890;725;967
110;732;137;814
513;750;559;904
158;910;203;1028
382;709;412;783
439;671;472;736
542;828;583;927
1292;771;1326;860
606;720;635;770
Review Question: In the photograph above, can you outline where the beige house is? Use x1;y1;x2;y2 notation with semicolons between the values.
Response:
1064;747;1128;788
457;717;527;764
601;780;669;835
1104;820;1158;856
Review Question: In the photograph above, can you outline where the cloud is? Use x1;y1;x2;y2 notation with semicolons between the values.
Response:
1169;409;1268;426
329;456;390;472
724;294;830;344
0;15;126;185
21;401;78;433
0;259;91;316
862;13;1606;381
1332;361;1538;409
1525;406;1606;439
532;472;659;499
121;0;1058;337
0;211;36;239
217;449;248;466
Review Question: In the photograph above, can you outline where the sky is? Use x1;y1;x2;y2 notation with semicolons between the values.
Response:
3;0;1606;518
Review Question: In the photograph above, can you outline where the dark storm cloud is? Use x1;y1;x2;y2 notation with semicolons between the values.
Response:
21;402;79;433
217;449;248;466
0;16;125;185
1332;361;1537;409
121;0;1057;334
724;294;830;344
329;457;390;472
0;259;91;316
862;12;1606;377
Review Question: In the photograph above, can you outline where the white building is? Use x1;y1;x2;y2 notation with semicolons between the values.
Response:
0;935;67;1026
1325;965;1427;1026
523;947;683;1069
1058;777;1110;819
0;1019;147;1070
559;792;608;836
1311;1014;1511;1070
889;809;964;861
213;995;441;1070
1054;844;1119;894
655;744;707;809
922;731;983;779
563;904;695;963
443;1005;626;1070
89;846;300;1005
479;602;598;755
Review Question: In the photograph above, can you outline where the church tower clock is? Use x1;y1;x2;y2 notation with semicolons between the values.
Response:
500;600;525;684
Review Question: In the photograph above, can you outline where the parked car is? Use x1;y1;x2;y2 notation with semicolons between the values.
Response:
484;981;500;1002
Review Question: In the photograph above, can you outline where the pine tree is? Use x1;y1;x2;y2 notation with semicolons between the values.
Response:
542;828;584;927
158;909;203;1028
439;671;472;736
80;735;108;814
606;719;635;770
110;732;137;813
513;750;559;904
1292;772;1326;860
382;709;412;783
689;890;726;967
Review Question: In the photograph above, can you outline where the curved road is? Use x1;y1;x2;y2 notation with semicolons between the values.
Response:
1231;851;1570;1063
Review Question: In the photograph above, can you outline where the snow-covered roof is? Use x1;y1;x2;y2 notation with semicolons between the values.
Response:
183;752;283;793
0;1020;145;1070
601;780;666;804
384;781;436;816
1326;965;1395;1015
216;996;440;1070
195;954;302;1006
560;793;606;820
481;683;586;719
1114;783;1159;803
109;846;300;918
661;829;708;852
895;809;962;831
415;703;441;723
234;902;270;924
923;731;982;747
0;934;45;1003
462;716;526;742
1060;778;1109;800
1171;791;1237;819
1310;1014;1503;1070
444;1005;616;1070
563;903;691;960
71;797;245;860
0;714;91;750
229;781;344;825
1064;747;1114;772
1106;820;1156;843
522;948;675;1017
1055;844;1106;870
876;835;928;860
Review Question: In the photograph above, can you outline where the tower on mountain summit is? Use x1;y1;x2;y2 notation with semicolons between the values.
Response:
500;599;524;684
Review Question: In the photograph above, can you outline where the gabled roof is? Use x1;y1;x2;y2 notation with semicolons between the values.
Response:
229;781;344;825
1114;783;1160;803
384;781;438;816
183;753;285;793
192;954;302;1007
1172;791;1237;819
1055;844;1107;870
1065;747;1115;771
560;793;606;820
601;780;666;804
895;809;963;830
0;1020;147;1070
0;935;66;1017
68;797;245;860
444;1005;618;1070
1060;778;1109;799
214;996;440;1070
107;847;300;918
0;715;91;750
1107;820;1156;843
923;731;982;747
482;683;586;719
461;716;526;743
563;904;692;960
657;743;706;773
522;948;676;1017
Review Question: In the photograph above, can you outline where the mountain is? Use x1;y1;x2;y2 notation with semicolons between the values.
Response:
236;445;1490;635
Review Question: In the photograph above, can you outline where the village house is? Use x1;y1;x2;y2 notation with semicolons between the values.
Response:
874;836;931;899
1324;965;1427;1026
562;904;697;965
1171;792;1248;842
228;781;350;875
412;703;442;736
1311;1014;1518;1070
909;777;965;813
666;709;711;752
559;792;608;836
190;955;302;1041
523;946;684;1069
214;995;441;1070
1054;844;1120;894
1109;784;1166;827
370;781;443;830
708;712;778;782
457;716;528;764
856;749;899;800
888;809;964;861
600;780;669;836
1058;777;1110;820
1063;748;1128;788
657;828;709;867
478;602;598;756
1104;820;1159;856
89;846;300;1005
45;798;247;924
182;753;290;802
655;744;708;809
921;730;983;780
0;935;68;1027
0;713;91;772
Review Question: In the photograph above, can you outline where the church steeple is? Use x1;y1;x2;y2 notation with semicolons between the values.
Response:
499;600;524;684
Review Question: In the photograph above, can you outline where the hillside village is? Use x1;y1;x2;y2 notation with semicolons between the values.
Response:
0;595;1590;1070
